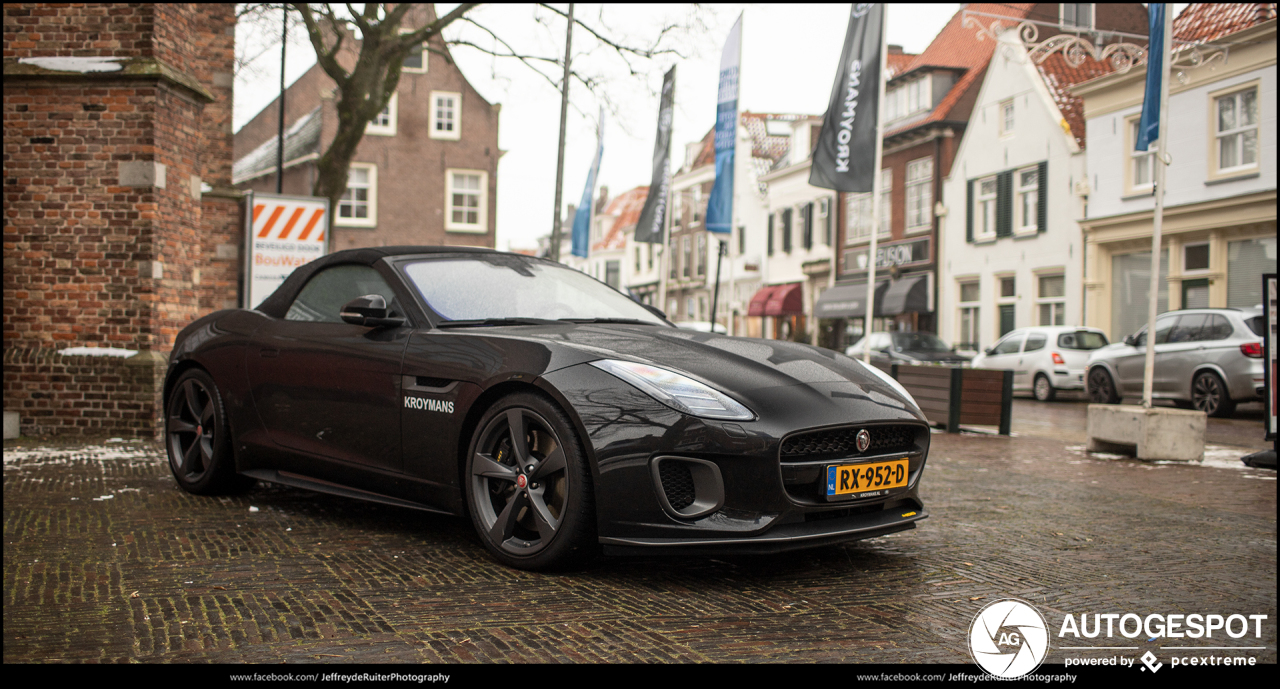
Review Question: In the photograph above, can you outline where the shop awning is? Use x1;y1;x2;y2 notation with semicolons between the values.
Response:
764;282;803;316
814;280;888;318
880;274;929;315
747;285;780;317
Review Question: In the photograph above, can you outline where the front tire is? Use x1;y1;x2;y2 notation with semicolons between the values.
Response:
165;368;254;495
1033;374;1057;402
1087;367;1120;404
1191;371;1236;418
465;392;596;570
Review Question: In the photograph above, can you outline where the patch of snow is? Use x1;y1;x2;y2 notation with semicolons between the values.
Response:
19;56;123;73
58;346;137;358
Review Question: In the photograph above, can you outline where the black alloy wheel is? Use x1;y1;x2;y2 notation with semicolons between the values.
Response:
1087;367;1120;404
1033;374;1057;402
1191;370;1236;418
165;369;253;495
466;392;595;570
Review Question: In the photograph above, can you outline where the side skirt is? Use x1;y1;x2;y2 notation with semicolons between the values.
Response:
242;469;456;516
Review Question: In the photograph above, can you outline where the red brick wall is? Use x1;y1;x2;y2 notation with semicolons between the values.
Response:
3;3;240;438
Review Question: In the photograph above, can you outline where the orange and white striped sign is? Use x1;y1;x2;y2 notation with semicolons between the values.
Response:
246;193;329;309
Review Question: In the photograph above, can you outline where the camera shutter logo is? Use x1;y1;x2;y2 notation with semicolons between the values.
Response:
968;599;1049;678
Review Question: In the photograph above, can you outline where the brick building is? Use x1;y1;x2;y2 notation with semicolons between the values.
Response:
3;3;240;437
821;3;1148;348
233;5;501;251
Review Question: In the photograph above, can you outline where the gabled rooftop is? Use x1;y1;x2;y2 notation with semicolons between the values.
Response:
1174;2;1277;44
1034;53;1113;149
593;186;649;252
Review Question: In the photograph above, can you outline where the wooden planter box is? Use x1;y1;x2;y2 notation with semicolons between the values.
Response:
876;363;1013;434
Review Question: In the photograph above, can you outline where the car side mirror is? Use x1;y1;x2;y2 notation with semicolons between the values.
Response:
1123;334;1136;346
340;294;405;328
984;348;995;355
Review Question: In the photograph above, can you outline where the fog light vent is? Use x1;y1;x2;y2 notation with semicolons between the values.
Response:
659;461;696;510
650;456;725;520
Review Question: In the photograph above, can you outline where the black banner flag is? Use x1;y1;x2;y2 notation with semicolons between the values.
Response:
809;3;883;193
635;66;675;243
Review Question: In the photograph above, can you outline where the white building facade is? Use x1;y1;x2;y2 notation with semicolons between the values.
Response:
939;35;1092;353
1074;11;1276;340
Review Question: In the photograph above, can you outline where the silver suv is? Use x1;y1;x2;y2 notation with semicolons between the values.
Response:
1085;308;1266;417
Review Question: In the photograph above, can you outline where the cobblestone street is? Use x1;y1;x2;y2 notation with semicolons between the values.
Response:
3;402;1275;664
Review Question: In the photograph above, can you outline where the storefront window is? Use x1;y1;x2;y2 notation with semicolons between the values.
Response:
1111;250;1168;340
1227;236;1277;308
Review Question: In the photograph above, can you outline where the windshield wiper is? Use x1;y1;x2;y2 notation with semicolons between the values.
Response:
437;317;562;328
558;318;662;326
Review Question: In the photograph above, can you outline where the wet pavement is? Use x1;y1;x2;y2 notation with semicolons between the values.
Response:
3;401;1274;664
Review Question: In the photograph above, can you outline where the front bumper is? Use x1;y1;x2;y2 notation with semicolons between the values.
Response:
542;364;931;554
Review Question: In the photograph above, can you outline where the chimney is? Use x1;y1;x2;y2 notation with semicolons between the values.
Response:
888;44;904;55
596;185;609;213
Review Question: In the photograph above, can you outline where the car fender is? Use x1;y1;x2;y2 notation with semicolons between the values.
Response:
1187;362;1234;399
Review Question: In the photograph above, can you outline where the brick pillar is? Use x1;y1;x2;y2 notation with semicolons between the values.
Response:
3;3;239;438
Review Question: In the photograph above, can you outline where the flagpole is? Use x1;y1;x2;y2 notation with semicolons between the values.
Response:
1141;4;1172;408
862;8;888;366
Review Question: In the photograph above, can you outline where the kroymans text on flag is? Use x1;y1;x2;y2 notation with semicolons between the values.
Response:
635;66;676;244
810;3;884;193
571;111;605;258
705;14;742;235
1135;3;1165;152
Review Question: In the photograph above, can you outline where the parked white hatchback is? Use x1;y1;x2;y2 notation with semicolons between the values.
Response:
969;326;1110;401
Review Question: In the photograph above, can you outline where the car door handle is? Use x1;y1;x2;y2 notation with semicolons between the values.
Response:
259;348;279;358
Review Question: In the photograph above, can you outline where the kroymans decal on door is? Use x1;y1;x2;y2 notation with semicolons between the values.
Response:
405;396;454;414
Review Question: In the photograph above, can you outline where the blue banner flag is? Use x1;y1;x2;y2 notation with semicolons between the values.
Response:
705;14;742;235
1135;4;1165;152
571;112;605;258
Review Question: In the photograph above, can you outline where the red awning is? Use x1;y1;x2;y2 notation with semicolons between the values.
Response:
747;284;780;317
764;282;804;316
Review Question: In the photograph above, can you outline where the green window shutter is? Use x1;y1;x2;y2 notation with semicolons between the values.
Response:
996;170;1013;238
966;179;974;243
767;214;774;255
1037;161;1048;233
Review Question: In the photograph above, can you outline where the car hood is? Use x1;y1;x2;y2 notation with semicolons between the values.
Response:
478;323;925;421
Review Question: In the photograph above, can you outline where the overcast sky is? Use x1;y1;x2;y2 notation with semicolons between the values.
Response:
234;4;972;251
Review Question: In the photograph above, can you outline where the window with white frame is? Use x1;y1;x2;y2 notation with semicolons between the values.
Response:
886;75;931;122
1000;100;1014;136
1016;166;1038;234
1214;87;1259;174
337;164;376;227
958;281;980;351
818;197;830;245
672;190;684;227
1037;274;1065;325
1128;116;1154;192
906;158;932;232
696;233;707;276
669;237;679;278
400;29;426;73
845;170;891;243
692;185;703;224
1061;3;1093;29
682;236;691;278
975;176;997;240
430;91;461;140
634;244;642;273
445;169;486;232
367;92;398;136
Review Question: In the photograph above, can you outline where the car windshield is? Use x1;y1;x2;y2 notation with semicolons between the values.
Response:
891;332;951;352
402;255;665;324
1057;331;1109;350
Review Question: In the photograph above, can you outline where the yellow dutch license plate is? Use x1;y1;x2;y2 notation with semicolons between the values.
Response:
826;458;909;499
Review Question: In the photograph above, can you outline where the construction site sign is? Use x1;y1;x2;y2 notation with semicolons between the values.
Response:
244;192;329;309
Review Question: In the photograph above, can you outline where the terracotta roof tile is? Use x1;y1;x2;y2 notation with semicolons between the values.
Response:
1034;52;1113;148
593;186;649;251
1174;3;1276;44
885;3;1035;137
886;50;918;79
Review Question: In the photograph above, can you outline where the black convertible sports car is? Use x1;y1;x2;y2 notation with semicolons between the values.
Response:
164;246;930;570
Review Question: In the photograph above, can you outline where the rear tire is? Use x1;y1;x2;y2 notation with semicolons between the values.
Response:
165;369;254;495
1033;374;1057;402
1191;371;1236;418
1087;367;1120;404
464;392;596;571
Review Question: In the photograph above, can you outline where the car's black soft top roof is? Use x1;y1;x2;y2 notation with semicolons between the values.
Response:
254;245;506;318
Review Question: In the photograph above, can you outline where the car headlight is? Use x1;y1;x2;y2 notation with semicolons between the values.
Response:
859;360;921;412
590;359;755;421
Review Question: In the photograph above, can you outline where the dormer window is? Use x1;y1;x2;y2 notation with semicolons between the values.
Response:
886;74;931;123
1061;4;1094;30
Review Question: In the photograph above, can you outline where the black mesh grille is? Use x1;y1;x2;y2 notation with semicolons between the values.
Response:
659;461;696;510
780;424;920;462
